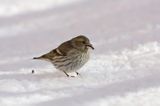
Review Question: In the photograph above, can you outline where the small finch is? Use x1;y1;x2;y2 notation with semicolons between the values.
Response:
33;35;94;77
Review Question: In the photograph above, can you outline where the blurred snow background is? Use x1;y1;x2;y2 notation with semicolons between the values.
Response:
0;0;160;106
0;0;80;16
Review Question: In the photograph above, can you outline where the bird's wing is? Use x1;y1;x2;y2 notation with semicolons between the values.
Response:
33;41;73;60
33;49;61;60
57;41;73;56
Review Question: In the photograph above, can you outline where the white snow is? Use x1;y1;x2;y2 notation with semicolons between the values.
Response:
0;0;160;106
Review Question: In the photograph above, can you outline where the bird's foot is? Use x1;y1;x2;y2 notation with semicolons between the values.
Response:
70;72;81;77
76;72;80;76
63;71;80;77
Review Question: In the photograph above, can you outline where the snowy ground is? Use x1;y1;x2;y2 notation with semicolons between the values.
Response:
0;0;160;106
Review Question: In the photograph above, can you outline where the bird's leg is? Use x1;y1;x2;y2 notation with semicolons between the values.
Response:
63;71;80;77
76;72;80;76
63;71;69;77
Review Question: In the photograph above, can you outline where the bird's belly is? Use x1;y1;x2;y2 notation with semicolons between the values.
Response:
52;52;90;72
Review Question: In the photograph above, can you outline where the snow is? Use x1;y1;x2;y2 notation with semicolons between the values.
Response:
0;0;81;16
0;0;160;106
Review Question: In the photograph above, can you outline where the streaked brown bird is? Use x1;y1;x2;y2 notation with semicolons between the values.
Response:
33;35;94;77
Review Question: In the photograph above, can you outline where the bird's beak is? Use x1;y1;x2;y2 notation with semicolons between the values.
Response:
86;44;94;50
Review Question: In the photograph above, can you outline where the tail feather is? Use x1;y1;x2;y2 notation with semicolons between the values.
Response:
33;57;42;59
33;54;48;60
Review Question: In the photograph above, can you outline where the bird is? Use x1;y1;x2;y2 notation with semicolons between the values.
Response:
33;35;94;77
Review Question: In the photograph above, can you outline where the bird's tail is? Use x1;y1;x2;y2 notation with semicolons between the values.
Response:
33;54;48;60
33;56;43;59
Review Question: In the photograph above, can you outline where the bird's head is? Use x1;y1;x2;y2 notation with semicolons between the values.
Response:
70;35;94;52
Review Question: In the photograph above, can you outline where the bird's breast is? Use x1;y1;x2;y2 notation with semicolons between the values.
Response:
51;50;90;72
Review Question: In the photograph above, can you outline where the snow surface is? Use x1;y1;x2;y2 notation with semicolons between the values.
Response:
0;0;160;106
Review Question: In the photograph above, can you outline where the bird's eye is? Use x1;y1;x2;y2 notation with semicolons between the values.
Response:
82;41;85;44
